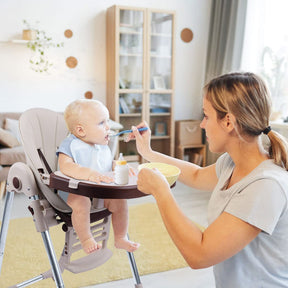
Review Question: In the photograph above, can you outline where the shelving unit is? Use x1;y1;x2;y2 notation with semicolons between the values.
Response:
106;5;175;162
175;120;206;166
176;144;206;167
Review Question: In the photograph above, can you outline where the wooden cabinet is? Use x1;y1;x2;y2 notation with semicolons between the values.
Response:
106;5;175;161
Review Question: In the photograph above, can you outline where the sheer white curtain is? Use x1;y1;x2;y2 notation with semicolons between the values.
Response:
241;0;288;120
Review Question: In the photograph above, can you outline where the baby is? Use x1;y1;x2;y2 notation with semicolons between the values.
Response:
57;99;140;254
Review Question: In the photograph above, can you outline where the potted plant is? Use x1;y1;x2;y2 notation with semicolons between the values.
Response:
23;20;64;73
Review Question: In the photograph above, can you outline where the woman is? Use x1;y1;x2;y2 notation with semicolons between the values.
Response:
128;72;288;287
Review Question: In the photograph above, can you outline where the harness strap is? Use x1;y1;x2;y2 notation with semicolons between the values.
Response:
37;148;53;174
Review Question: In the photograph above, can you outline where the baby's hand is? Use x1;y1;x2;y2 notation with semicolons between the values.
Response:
88;171;113;184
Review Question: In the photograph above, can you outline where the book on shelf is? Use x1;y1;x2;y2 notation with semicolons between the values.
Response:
190;152;203;166
183;154;189;162
119;98;130;114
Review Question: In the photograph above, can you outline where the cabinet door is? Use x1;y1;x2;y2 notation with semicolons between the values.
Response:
118;8;145;90
106;6;175;160
118;8;146;160
148;11;175;156
148;11;174;90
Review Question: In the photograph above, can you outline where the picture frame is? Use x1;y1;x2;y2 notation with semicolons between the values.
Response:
155;122;167;136
153;75;166;89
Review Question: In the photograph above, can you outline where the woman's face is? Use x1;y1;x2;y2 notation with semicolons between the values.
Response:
200;97;229;153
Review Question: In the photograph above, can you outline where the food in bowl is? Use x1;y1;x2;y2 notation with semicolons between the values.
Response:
138;162;180;186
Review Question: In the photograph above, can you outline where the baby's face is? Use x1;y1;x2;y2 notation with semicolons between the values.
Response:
80;104;110;145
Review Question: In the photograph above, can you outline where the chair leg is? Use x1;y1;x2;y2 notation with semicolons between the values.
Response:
0;191;14;274
126;234;143;288
41;230;65;288
9;275;45;288
10;229;65;288
0;180;6;200
127;251;143;288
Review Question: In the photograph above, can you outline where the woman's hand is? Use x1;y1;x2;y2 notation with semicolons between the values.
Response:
126;122;152;158
137;167;170;197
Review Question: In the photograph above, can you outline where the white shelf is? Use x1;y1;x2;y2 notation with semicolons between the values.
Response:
0;40;28;44
12;40;29;44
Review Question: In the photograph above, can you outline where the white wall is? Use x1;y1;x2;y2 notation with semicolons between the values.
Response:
0;0;211;121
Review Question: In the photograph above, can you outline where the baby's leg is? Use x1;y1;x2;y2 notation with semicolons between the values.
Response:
67;193;102;254
105;199;140;252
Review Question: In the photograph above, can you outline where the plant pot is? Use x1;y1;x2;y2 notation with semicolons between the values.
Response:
22;29;37;41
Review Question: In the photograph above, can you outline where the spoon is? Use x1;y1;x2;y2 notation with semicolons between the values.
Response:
109;127;148;137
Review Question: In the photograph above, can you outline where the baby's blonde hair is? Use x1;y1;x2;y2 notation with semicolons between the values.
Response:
64;99;106;133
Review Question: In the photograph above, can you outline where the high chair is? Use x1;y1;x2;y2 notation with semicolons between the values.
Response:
0;108;146;288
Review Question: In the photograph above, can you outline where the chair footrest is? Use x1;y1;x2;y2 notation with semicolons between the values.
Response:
65;247;113;274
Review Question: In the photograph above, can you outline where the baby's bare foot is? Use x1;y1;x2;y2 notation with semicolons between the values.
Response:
115;237;140;252
82;237;102;254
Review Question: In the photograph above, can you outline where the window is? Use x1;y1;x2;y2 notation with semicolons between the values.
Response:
241;0;288;121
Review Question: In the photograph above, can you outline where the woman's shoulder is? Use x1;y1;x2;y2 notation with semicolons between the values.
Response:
256;159;288;188
257;159;287;176
235;160;288;209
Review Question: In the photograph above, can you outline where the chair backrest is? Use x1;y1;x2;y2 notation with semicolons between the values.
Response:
19;108;71;213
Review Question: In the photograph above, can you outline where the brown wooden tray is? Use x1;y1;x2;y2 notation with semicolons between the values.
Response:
49;172;148;199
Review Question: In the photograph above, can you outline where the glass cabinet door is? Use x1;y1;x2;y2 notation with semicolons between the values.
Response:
106;6;175;160
148;11;174;156
119;9;144;89
149;12;173;90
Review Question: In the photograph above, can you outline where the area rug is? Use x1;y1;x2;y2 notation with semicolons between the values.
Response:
0;203;201;287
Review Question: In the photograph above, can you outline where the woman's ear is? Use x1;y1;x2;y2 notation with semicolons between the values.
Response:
74;125;86;138
224;113;236;132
